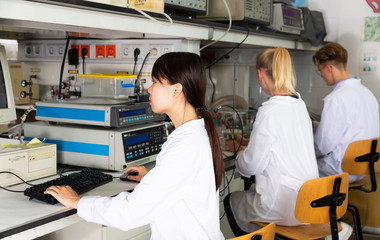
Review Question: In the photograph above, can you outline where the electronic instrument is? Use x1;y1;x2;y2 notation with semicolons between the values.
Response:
198;0;272;26
24;122;168;171
270;3;304;34
35;100;166;128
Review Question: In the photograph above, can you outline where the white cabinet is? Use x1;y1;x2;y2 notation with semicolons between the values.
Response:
36;220;151;240
104;224;151;240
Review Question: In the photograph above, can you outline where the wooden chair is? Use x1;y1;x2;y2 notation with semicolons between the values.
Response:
227;223;276;240
341;137;380;240
251;173;349;240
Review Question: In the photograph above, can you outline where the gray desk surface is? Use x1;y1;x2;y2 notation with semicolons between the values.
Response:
0;171;138;239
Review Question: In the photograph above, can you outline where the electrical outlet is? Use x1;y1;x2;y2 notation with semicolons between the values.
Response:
121;44;145;61
58;46;65;56
25;45;33;57
149;48;158;56
121;46;130;58
131;45;145;60
81;45;90;58
96;45;106;58
106;45;116;58
34;45;43;56
159;45;172;55
17;39;183;62
47;46;56;56
47;45;64;57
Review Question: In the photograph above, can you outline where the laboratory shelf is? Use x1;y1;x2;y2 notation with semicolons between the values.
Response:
0;0;318;51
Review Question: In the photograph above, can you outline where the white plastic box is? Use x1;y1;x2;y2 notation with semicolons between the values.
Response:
79;73;137;99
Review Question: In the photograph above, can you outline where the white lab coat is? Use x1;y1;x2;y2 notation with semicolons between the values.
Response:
314;78;380;183
230;94;319;233
77;119;224;240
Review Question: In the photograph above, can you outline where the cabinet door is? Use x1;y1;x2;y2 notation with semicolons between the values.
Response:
103;224;151;240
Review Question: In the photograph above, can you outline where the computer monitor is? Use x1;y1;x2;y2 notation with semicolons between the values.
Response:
0;44;16;125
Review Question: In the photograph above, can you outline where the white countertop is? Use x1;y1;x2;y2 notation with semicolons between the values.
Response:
0;171;138;239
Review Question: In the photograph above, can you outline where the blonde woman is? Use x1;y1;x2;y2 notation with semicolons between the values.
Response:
224;47;319;236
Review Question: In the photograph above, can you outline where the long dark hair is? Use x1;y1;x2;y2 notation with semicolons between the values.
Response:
152;52;224;190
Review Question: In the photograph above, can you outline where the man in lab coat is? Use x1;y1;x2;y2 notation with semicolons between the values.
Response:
313;42;380;183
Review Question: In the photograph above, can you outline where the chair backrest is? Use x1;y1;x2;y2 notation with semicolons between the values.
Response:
342;138;380;192
227;223;276;240
342;138;380;175
295;173;349;224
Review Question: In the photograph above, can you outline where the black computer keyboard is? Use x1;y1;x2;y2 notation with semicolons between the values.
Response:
24;168;113;204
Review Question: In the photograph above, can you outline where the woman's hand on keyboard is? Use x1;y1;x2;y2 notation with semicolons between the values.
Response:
44;185;81;209
124;166;149;182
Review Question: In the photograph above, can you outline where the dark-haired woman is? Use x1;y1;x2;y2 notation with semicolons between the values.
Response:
45;52;225;239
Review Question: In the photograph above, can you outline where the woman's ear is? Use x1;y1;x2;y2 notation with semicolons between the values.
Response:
257;68;264;83
173;83;183;97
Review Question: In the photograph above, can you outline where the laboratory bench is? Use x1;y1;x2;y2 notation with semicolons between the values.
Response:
0;170;146;240
0;155;243;240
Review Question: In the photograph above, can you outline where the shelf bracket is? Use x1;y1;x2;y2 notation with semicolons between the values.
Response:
208;26;214;40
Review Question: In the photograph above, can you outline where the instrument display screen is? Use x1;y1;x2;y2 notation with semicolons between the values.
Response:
119;109;145;117
282;5;302;28
125;134;150;146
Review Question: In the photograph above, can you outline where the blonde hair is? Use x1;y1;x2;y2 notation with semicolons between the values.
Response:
255;47;296;95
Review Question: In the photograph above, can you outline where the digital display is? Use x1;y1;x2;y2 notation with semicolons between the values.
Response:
125;134;150;146
282;6;302;28
283;8;297;17
120;109;145;117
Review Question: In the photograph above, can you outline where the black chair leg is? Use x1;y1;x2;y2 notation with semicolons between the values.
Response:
347;204;363;240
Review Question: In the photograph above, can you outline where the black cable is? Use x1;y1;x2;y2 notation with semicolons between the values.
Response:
219;167;236;195
218;105;244;156
0;186;24;193
133;48;140;75
205;29;250;69
134;52;151;86
59;36;70;100
82;56;85;74
82;48;88;74
133;61;137;75
0;171;36;186
219;167;236;220
220;211;226;220
216;105;243;219
208;58;216;103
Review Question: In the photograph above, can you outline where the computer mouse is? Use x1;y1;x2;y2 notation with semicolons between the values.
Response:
120;171;139;181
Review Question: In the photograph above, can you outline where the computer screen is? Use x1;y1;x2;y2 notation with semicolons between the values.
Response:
0;44;16;125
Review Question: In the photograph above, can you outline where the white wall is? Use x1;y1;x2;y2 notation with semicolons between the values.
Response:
309;0;380;104
211;49;330;116
338;0;380;104
291;50;330;115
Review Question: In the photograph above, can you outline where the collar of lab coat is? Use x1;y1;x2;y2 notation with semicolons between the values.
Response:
323;78;361;101
332;77;360;90
167;118;205;140
264;92;302;105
